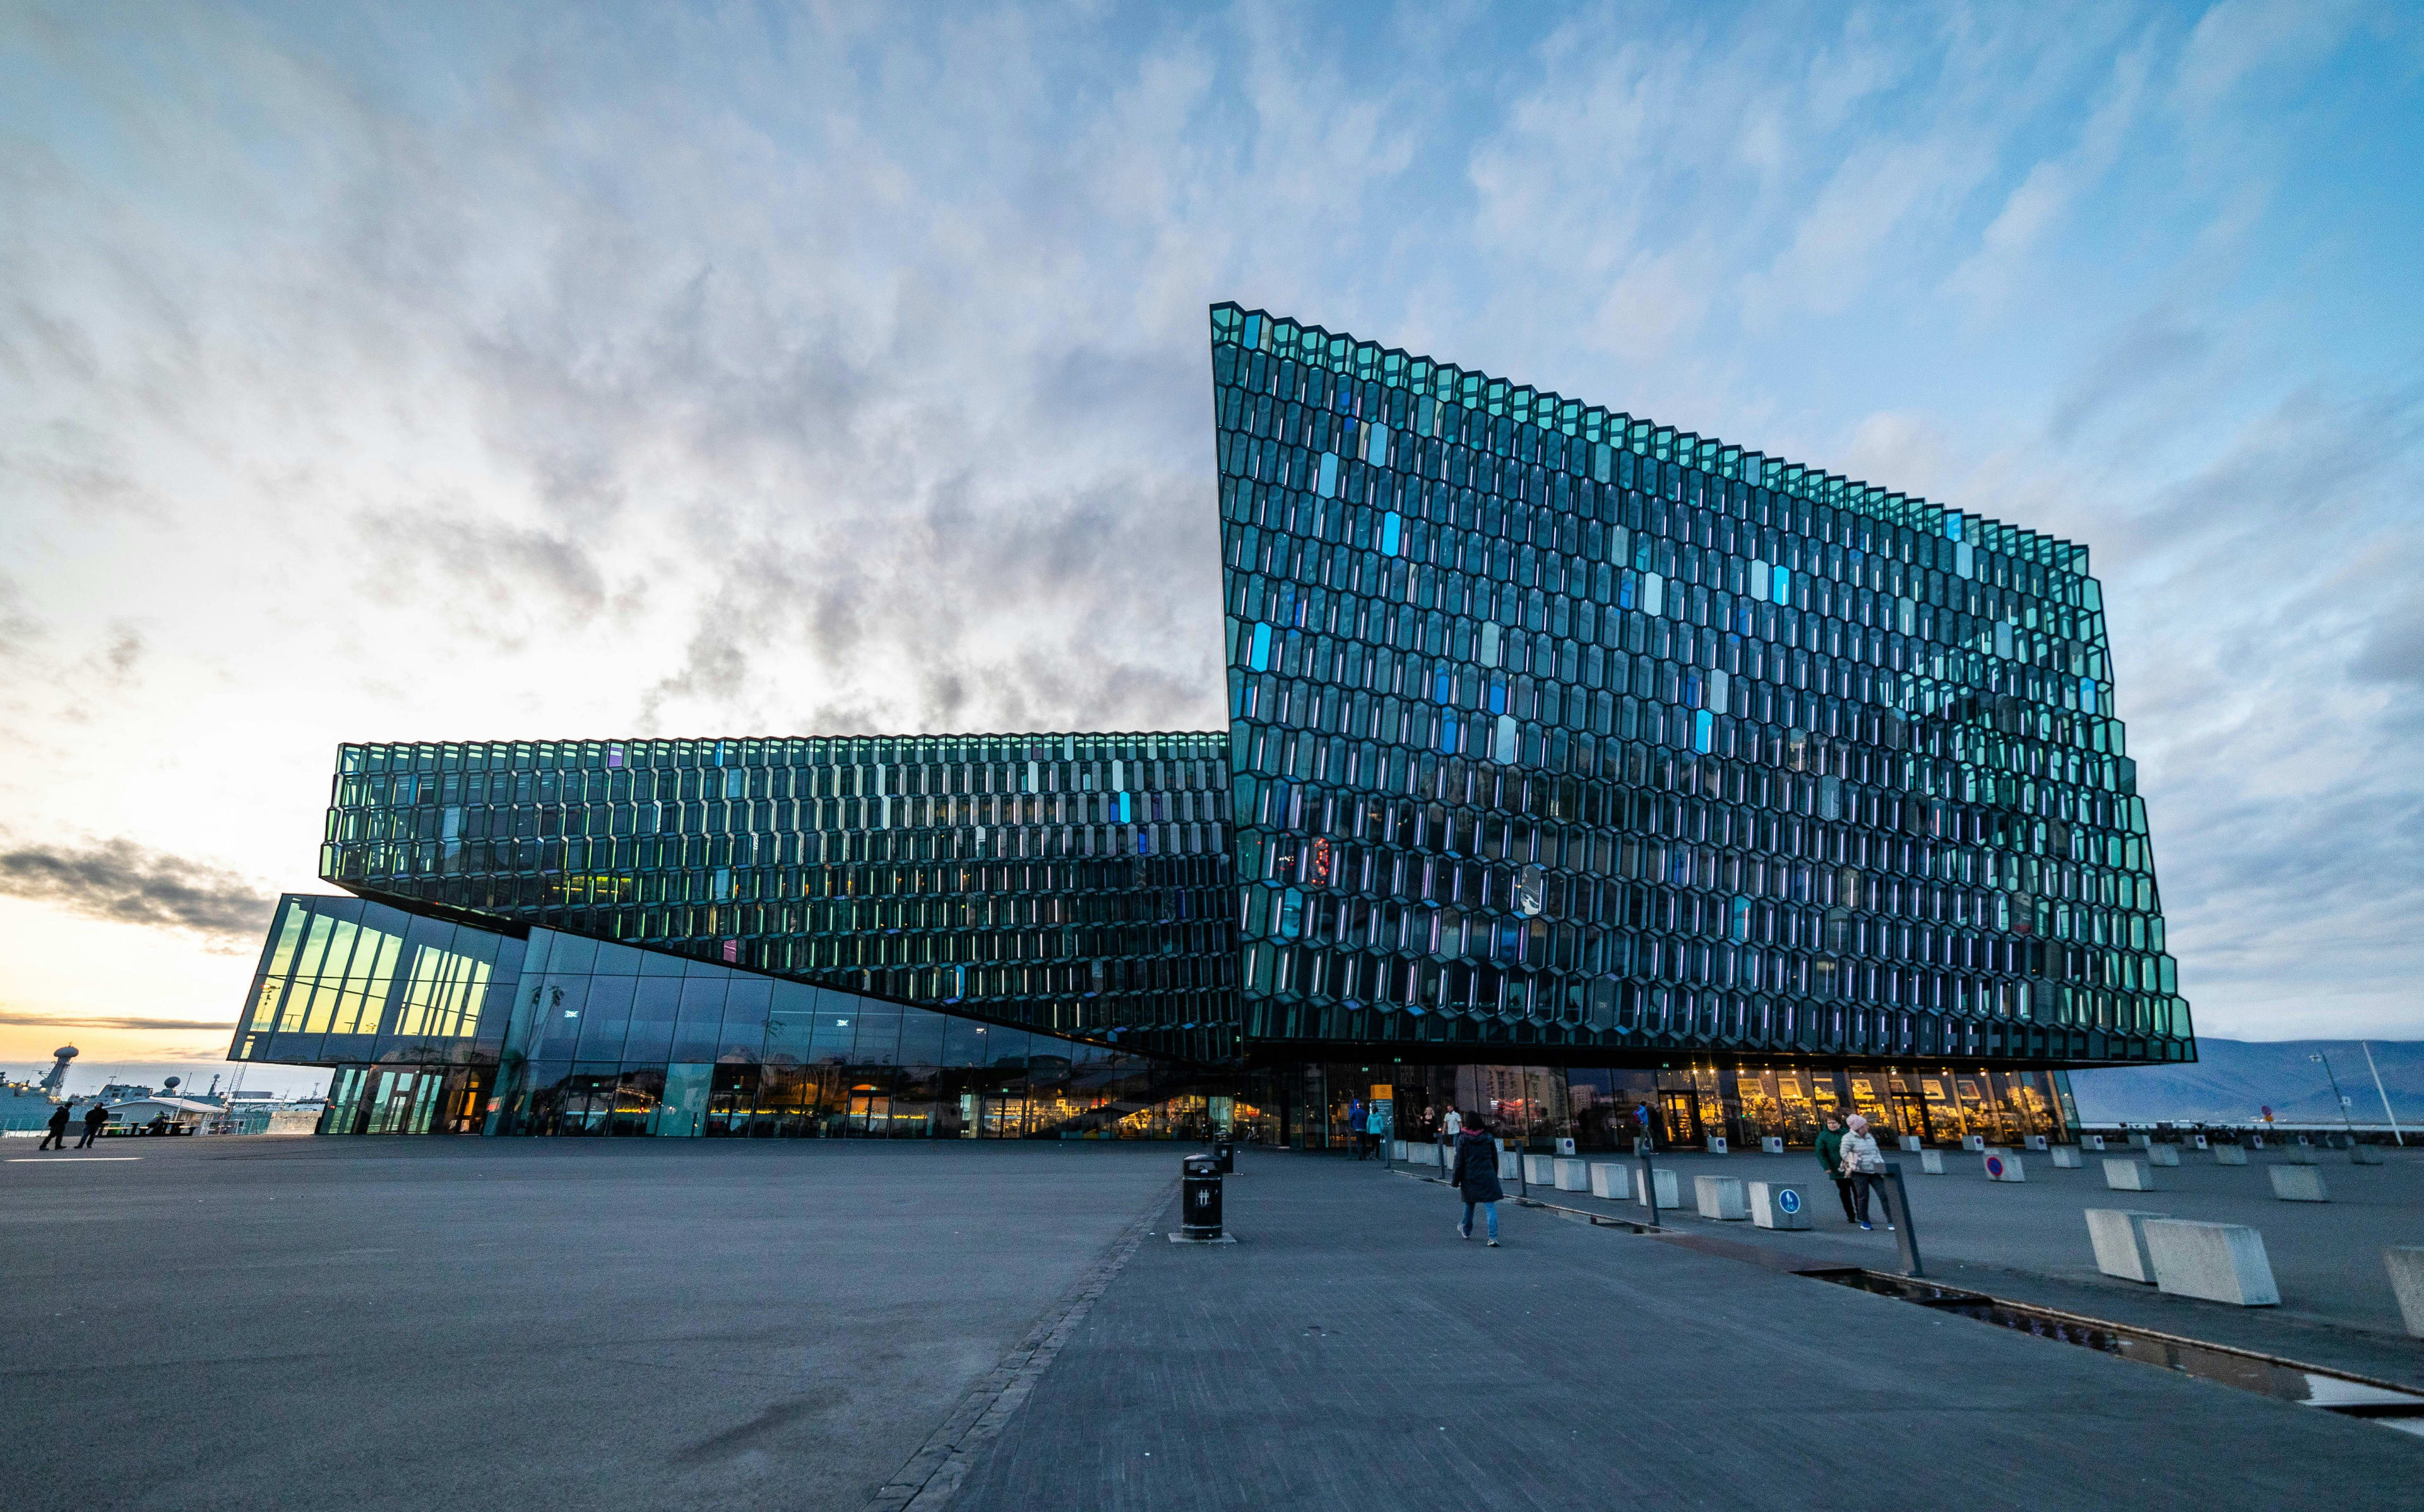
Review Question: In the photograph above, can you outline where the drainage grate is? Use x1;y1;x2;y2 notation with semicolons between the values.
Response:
1803;1268;2424;1436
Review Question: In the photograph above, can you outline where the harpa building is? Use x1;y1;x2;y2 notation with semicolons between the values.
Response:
230;305;2190;1149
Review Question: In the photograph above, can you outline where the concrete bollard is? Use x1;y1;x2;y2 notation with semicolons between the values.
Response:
1899;1135;1923;1153
2129;1133;2153;1150
2084;1134;2106;1151
1523;1153;1555;1186
2103;1159;2156;1192
2050;1145;2083;1169
2385;1248;2424;1338
1555;1137;1577;1155
2192;1134;2210;1150
2026;1135;2049;1152
2249;1135;2265;1149
2281;1145;2320;1167
1636;1166;1680;1210
1963;1134;1987;1152
1747;1181;1810;1230
1497;1150;1520;1181
2144;1220;2280;1306
1983;1151;2026;1183
1589;1162;1627;1200
1920;1149;1946;1174
2148;1145;2180;1167
2086;1208;2170;1283
1693;1174;1750;1221
1762;1136;1785;1154
2269;1165;2329;1202
1553;1157;1589;1192
1706;1135;1729;1155
2352;1143;2384;1166
1391;1140;1408;1161
2213;1144;2249;1166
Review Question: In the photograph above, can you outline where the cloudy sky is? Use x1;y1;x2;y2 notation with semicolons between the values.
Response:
2;1;2418;1090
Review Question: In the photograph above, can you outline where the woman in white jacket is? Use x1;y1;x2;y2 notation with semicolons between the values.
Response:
1838;1114;1892;1232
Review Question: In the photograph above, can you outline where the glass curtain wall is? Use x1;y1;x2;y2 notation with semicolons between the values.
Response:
316;730;1239;1063
235;894;1223;1139
1235;1060;2072;1152
1211;302;2188;1072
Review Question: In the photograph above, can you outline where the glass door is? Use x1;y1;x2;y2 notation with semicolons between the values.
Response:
1658;1090;1699;1147
848;1089;891;1135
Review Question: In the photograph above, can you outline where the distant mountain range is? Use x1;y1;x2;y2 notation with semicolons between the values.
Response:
2067;1039;2422;1127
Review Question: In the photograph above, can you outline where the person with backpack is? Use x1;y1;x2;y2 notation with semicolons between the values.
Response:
1839;1113;1892;1232
1450;1113;1504;1246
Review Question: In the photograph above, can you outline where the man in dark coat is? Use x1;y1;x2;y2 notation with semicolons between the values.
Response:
1816;1114;1857;1222
38;1102;71;1151
76;1101;110;1148
1449;1114;1505;1246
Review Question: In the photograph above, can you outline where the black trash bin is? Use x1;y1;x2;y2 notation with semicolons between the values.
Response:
1213;1137;1235;1175
1180;1153;1225;1240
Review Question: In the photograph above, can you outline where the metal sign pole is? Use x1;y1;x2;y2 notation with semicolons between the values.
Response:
1882;1161;1922;1277
1639;1146;1660;1229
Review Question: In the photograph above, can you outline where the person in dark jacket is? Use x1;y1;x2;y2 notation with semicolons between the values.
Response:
77;1102;110;1148
1449;1116;1504;1246
38;1102;71;1151
1816;1115;1856;1222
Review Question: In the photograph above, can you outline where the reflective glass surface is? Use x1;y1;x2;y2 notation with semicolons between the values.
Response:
314;731;1238;1061
1211;303;2187;1067
239;894;1221;1138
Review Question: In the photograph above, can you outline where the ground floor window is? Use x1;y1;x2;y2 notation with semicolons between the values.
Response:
1235;1061;2072;1151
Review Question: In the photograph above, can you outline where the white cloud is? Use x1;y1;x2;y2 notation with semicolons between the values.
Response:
0;1;2418;1046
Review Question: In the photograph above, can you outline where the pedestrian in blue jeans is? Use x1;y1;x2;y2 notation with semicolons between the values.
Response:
1450;1115;1504;1246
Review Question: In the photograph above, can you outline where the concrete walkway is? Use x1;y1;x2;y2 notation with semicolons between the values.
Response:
1456;1145;2424;1388
953;1150;2421;1511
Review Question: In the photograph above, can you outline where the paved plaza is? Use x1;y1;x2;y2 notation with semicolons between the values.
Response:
0;1138;1172;1512
4;1138;2419;1511
1422;1142;2424;1388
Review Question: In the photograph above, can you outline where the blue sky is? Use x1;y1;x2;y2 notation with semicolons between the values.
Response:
1;1;2418;1087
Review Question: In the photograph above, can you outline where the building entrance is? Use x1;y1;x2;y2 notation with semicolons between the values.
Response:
1660;1090;1699;1146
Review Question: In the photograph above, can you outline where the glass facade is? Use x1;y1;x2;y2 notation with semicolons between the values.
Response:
1211;303;2187;1070
230;300;2190;1141
1235;1061;2076;1154
241;894;1220;1138
309;730;1238;1064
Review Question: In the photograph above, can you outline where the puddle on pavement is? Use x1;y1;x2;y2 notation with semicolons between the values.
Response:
1803;1268;2424;1437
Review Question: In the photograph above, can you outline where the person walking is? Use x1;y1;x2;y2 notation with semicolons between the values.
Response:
1839;1113;1892;1232
1437;1106;1462;1166
1450;1113;1504;1246
1816;1114;1857;1224
38;1101;71;1151
77;1101;110;1149
1348;1097;1369;1161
